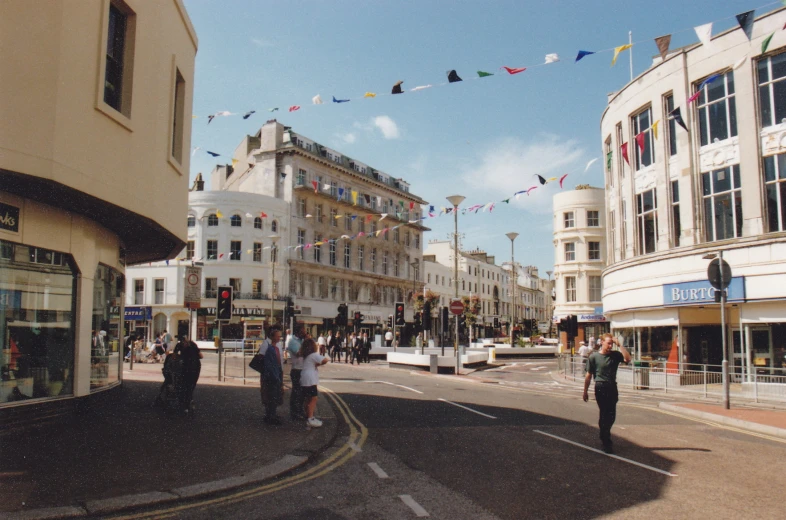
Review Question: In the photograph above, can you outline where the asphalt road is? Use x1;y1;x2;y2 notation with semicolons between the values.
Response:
109;359;786;519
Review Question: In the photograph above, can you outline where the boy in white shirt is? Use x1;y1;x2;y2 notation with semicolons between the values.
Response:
297;337;329;428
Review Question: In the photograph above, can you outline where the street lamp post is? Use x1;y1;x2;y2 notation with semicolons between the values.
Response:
447;195;465;374
704;251;730;409
506;233;519;347
546;270;553;337
411;259;421;349
269;235;280;331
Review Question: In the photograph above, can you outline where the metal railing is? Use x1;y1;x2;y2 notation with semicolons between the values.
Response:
218;339;264;384
558;355;786;404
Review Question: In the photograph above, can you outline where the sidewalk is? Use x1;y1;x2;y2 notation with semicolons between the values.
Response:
0;363;338;517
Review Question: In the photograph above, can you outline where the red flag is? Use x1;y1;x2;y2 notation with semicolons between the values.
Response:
311;180;318;193
559;173;569;188
635;132;645;152
526;186;538;195
409;202;414;210
502;66;526;75
289;105;300;112
621;143;629;165
260;211;268;218
687;90;701;105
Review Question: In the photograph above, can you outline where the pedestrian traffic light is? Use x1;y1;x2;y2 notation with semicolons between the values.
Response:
216;286;233;322
441;306;449;333
394;302;405;326
387;315;393;328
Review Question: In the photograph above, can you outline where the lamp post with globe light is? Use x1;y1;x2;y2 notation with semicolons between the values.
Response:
447;195;465;374
269;235;280;332
506;232;519;346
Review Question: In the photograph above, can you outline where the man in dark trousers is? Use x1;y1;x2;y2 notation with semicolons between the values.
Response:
286;325;306;420
583;333;631;454
360;332;372;363
259;328;284;425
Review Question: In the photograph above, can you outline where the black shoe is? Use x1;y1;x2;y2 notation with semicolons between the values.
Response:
602;442;613;454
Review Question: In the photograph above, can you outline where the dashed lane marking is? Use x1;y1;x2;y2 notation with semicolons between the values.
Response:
399;495;430;517
437;398;497;419
321;379;424;394
367;462;389;479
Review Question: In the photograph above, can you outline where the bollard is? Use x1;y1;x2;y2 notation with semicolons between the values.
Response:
429;354;438;374
488;347;496;363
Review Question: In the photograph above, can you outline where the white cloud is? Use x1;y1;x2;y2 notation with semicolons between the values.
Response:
373;115;400;139
251;38;274;47
460;134;586;215
340;132;357;144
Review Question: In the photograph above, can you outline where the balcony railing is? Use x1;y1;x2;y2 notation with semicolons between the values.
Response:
202;291;287;301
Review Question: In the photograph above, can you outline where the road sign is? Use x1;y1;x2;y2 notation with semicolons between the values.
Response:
449;300;465;315
708;258;732;290
184;266;202;308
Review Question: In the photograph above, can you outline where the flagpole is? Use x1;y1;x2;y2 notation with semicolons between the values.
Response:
629;31;633;82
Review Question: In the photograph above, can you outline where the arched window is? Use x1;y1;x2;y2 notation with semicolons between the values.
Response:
254;217;263;230
230;215;242;227
271;220;278;232
207;214;218;226
187;215;196;228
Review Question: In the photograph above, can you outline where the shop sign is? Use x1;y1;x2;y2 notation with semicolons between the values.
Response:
0;202;20;233
663;277;745;305
537;321;551;333
198;307;266;317
125;306;152;321
362;314;381;322
578;314;607;323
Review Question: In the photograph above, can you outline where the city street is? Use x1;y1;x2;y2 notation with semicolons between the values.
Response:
106;359;786;519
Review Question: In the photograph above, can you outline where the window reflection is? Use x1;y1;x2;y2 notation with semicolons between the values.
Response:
91;264;124;390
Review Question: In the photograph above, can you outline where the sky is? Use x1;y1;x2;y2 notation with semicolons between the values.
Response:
183;0;772;274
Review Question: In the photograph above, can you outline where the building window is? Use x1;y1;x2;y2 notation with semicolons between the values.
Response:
271;220;278;233
229;278;241;293
758;53;786;129
154;278;165;304
589;276;602;302
208;214;218;226
588;241;601;261
206;240;217;260
358;218;365;233
636;189;658;254
605;136;614;187
91;264;123;390
330;208;338;227
371;248;377;273
186;240;194;260
171;68;186;163
620;200;627;259
253;217;262;230
394;228;400;243
314;234;322;263
187;215;195;228
616;122;624;177
414;233;420;249
587;210;599;227
317;276;325;299
703;165;743;241
252;279;263;298
697;71;737;147
609;211;616;260
383;252;388;275
671;180;681;247
665;94;678;156
134;279;144;304
358;246;365;270
632;107;655;169
104;2;133;115
344;213;352;231
230;241;241;260
316;204;323;223
564;212;575;228
253;242;262;262
297;199;306;217
565;276;576;303
329;241;337;266
297;229;306;259
764;153;786;232
564;242;575;262
205;277;217;298
297;168;307;186
344;243;351;268
270;244;278;263
230;215;242;227
394;255;399;277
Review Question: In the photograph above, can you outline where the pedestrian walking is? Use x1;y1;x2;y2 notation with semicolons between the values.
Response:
163;329;174;352
317;333;327;355
329;331;342;362
583;333;631;453
173;336;202;414
258;328;284;425
297;337;329;428
416;332;423;350
350;332;361;364
384;329;393;347
360;332;371;363
286;325;306;421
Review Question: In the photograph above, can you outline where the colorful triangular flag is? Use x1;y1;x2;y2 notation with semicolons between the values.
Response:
611;44;632;67
736;10;755;40
502;66;526;75
575;50;595;62
477;71;494;77
654;35;671;61
447;70;462;82
621;143;629;165
695;23;713;47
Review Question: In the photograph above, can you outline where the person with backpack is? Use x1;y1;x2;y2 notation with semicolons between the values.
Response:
173;335;202;414
297;337;329;428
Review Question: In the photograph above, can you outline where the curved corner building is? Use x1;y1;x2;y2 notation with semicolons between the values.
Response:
0;0;197;412
601;8;786;376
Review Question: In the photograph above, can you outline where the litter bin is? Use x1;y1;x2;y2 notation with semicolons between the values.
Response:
633;361;649;389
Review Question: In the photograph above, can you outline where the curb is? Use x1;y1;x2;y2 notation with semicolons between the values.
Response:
0;402;341;520
658;402;786;440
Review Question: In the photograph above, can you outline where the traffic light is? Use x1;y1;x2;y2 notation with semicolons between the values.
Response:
493;316;500;328
216;286;233;321
285;297;295;319
387;315;393;328
459;313;466;330
414;312;422;330
336;303;348;327
441;306;449;333
354;311;364;323
423;303;432;329
394;302;405;326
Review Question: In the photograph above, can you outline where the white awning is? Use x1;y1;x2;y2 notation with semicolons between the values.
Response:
610;309;678;328
740;302;786;323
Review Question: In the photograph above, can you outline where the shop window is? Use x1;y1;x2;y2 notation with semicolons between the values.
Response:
636;189;658;254
763;153;786;232
697;71;737;147
702;165;743;241
1;240;77;405
757;52;786;129
632;107;655;169
671;181;681;246
565;276;576;303
91;264;123;390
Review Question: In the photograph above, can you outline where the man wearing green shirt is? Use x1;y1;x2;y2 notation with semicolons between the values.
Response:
583;333;631;453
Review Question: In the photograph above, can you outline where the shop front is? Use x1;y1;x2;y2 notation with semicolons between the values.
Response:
197;306;266;340
124;306;152;344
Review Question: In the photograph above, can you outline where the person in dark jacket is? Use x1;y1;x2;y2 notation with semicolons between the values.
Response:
329;331;342;362
360;332;372;363
173;336;202;413
259;328;284;425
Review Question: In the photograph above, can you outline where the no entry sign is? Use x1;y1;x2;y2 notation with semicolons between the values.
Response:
449;300;465;315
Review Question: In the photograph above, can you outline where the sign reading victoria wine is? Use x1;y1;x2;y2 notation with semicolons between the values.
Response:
0;202;20;233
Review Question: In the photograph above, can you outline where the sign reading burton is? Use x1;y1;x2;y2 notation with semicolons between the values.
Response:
0;202;20;233
663;277;745;305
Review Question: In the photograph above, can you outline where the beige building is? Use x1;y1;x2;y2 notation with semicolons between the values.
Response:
0;0;197;409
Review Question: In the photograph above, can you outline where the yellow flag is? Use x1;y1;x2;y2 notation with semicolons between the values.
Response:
364;92;376;98
216;210;223;218
652;120;660;139
547;177;557;182
315;241;323;246
376;230;383;236
611;44;632;66
351;191;358;205
335;214;342;219
231;159;238;168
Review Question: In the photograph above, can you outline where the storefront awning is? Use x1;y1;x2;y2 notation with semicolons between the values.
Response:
296;316;325;325
610;309;678;328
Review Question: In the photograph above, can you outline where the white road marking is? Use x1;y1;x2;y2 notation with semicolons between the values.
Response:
320;379;423;394
367;462;389;478
530;366;547;371
533;430;678;477
399;495;430;517
438;398;497;419
348;441;363;452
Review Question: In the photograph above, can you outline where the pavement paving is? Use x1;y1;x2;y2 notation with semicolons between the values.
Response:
0;361;338;519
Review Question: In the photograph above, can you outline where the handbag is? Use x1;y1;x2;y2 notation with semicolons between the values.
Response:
249;353;265;373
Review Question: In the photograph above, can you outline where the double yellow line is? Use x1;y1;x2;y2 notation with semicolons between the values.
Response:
111;387;367;519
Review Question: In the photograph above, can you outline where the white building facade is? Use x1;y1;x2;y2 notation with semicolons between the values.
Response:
552;187;608;346
601;8;786;373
